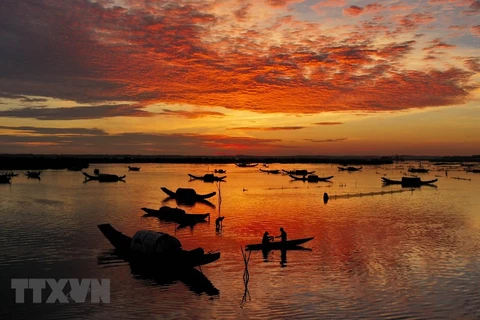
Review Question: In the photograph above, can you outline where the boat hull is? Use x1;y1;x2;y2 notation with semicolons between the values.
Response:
245;237;314;251
141;207;210;225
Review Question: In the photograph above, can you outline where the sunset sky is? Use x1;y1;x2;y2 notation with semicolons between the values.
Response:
0;0;479;156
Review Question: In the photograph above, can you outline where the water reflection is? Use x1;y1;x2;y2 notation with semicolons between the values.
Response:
98;250;219;296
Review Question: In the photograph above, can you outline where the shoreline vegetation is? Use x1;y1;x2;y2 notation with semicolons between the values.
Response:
0;154;479;171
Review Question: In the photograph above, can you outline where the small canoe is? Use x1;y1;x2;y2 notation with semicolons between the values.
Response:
260;169;280;174
98;224;220;268
161;187;216;200
235;163;258;167
188;174;226;182
408;167;429;173
338;166;362;171
289;174;333;182
245;237;314;251
0;174;12;184
282;169;315;176
214;169;226;173
128;166;140;171
141;206;210;225
382;177;437;187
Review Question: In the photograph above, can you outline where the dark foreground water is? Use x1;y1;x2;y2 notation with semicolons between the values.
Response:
1;162;479;319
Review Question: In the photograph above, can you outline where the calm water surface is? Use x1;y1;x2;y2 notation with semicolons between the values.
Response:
1;163;480;319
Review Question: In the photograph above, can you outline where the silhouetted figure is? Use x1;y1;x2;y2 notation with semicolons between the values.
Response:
445;170;448;177
262;231;273;246
323;192;329;204
280;249;287;268
94;168;100;175
215;216;224;231
275;227;287;243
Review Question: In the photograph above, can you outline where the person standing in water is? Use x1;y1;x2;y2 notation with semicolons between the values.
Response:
276;227;287;243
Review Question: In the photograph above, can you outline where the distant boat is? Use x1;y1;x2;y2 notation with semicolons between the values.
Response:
260;169;280;174
141;206;210;225
382;177;437;187
214;169;226;174
0;174;12;184
408;167;429;173
289;174;333;182
83;172;125;182
188;173;226;182
245;237;314;251
338;166;362;172
235;163;258;167
282;169;315;176
97;224;220;269
465;168;480;173
128;166;140;171
161;187;216;201
26;171;41;179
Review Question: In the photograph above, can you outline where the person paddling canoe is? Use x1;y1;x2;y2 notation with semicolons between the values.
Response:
262;231;274;245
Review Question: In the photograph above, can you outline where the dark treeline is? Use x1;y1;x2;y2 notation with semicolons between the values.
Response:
0;154;478;170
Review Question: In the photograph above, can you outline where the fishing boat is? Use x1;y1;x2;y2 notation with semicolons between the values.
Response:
408;167;429;173
26;171;42;179
188;174;226;182
97;224;220;268
83;172;126;182
141;206;210;225
214;169;226;174
161;187;216;201
382;177;437;187
0;174;11;184
245;237;314;251
235;163;258;167
128;166;140;171
289;174;333;182
260;169;280;174
337;166;362;171
282;169;315;176
465;168;480;173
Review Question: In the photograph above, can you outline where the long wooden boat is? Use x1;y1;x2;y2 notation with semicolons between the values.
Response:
83;172;126;182
289;174;333;182
260;169;280;174
161;187;216;200
245;237;314;251
188;174;226;182
408;167;429;173
338;166;362;171
465;168;480;173
282;169;315;176
98;224;220;268
214;169;226;173
26;171;42;179
128;166;140;171
382;177;437;187
141;206;210;225
235;163;258;167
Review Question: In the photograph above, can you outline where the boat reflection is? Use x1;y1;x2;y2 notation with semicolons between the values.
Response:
261;247;312;267
98;250;219;296
161;196;216;209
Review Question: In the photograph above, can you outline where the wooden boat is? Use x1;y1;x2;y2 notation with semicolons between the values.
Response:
235;163;258;167
26;171;42;179
128;166;140;171
0;174;11;184
338;166;362;171
289;174;333;182
188;174;226;182
98;224;220;268
141;206;210;225
161;187;216;201
214;169;226;173
83;172;126;182
245;237;314;251
382;177;437;187
282;169;315;176
408;167;429;173
260;169;280;174
465;168;480;173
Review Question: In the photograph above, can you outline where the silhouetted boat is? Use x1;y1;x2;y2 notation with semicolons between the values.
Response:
260;169;280;174
382;177;437;187
338;166;362;171
0;174;11;184
214;169;226;173
235;163;258;167
161;187;216;201
83;172;126;182
245;237;314;251
188;173;226;182
282;169;315;176
465;168;480;173
408;167;429;173
98;224;220;268
128;166;140;171
141;206;210;225
289;174;334;182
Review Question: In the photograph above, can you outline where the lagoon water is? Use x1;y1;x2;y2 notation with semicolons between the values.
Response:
1;162;480;319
